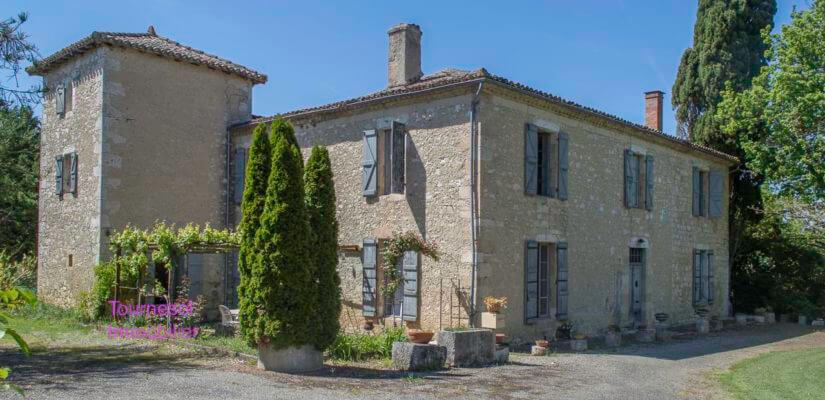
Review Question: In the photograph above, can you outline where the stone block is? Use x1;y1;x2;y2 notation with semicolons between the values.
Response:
494;344;509;363
765;313;776;324
604;332;622;347
735;314;748;325
753;315;766;324
257;344;323;373
696;318;710;334
436;329;495;367
391;342;446;371
711;319;725;331
531;345;547;356
480;312;505;330
655;326;672;341
636;329;655;343
570;339;588;351
812;319;824;327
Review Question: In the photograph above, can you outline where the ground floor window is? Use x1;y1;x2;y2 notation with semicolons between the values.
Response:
692;249;715;305
525;241;554;322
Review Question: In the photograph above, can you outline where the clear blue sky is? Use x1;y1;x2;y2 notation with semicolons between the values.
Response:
4;0;809;136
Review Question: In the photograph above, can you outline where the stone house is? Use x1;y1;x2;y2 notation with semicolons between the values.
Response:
31;24;735;340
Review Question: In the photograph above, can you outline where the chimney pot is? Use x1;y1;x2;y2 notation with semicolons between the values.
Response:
644;90;664;131
387;23;422;87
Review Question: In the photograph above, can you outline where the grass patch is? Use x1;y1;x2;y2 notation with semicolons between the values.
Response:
5;301;91;340
719;348;825;400
328;328;406;361
192;328;257;356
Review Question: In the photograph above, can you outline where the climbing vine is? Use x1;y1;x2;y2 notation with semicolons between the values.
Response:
380;231;439;296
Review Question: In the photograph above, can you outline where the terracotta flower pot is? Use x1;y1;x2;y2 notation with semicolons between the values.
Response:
407;330;434;344
535;339;549;348
495;333;506;344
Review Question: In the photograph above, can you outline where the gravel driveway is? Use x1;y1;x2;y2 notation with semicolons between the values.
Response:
3;324;823;400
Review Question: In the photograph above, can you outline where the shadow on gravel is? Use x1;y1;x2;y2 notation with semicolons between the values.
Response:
581;323;817;361
1;342;208;391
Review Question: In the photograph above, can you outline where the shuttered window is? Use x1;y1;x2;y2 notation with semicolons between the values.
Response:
186;253;203;299
624;149;653;209
362;239;377;316
390;121;406;194
693;168;720;218
362;130;378;196
55;84;66;115
69;152;78;195
692;249;715;305
401;250;419;321
525;241;563;323
364;123;407;197
556;242;569;319
55;156;63;196
708;170;723;218
525;123;568;199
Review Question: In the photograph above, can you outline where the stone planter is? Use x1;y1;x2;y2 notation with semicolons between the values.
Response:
570;339;588;351
753;315;766;324
436;329;495;367
799;316;807;325
765;313;776;324
812;319;825;327
391;342;446;371
531;345;547;356
604;331;622;347
480;312;506;330
655;326;672;341
494;344;509;363
696;318;710;334
257;343;322;372
735;314;748;325
636;328;655;343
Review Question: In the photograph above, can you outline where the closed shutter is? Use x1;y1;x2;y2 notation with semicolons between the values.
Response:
362;130;378;196
624;149;635;207
645;155;654;210
234;148;246;205
69;152;78;194
61;154;72;194
524;124;538;195
362;239;377;316
524;241;538;322
187;253;203;299
556;242;569;319
708;170;723;218
391;121;406;194
401;250;419;321
558;132;569;200
55;84;65;114
707;251;715;304
693;250;702;305
692;167;701;216
55;156;63;195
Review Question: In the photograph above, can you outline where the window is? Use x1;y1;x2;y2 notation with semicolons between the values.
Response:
693;168;723;218
624;150;654;210
692;249;715;305
524;123;569;199
233;147;248;205
361;238;419;321
525;241;568;321
54;151;77;197
362;121;407;197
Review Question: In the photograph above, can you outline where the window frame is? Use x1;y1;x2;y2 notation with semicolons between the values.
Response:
377;122;407;196
525;242;555;323
692;249;715;305
535;130;559;198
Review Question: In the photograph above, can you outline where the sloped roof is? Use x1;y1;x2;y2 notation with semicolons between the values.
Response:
27;28;267;84
241;68;737;163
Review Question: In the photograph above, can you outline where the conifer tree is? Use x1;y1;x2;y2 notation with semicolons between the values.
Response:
305;146;340;350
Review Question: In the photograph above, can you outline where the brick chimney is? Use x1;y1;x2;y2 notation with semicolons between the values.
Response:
387;23;422;87
644;90;664;131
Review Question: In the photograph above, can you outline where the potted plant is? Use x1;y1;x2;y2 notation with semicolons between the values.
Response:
407;328;434;344
555;321;573;340
535;339;550;348
570;332;588;351
481;296;507;330
495;333;507;344
604;324;621;347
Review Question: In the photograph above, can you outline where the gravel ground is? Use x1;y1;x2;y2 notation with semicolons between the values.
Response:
2;323;823;400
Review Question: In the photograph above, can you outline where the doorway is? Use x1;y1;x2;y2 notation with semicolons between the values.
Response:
629;248;645;327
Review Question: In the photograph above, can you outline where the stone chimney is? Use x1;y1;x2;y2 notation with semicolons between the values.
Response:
644;90;664;131
387;23;422;87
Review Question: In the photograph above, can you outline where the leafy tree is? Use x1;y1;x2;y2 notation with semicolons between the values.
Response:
1;12;40;108
237;123;271;344
0;106;38;259
243;118;314;349
304;146;340;351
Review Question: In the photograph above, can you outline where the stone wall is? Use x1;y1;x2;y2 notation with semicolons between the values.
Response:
37;48;106;306
475;87;731;342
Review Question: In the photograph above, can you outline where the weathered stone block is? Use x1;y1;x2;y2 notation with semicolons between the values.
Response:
570;339;588;351
391;342;446;371
436;329;495;367
765;313;776;324
753;315;766;324
696;318;710;334
531;345;547;356
655;326;672;341
494;344;509;363
711;319;725;331
812;319;824;327
257;344;322;372
604;332;621;347
736;314;748;325
636;329;655;343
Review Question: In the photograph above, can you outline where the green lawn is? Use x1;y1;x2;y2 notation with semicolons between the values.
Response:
719;348;825;400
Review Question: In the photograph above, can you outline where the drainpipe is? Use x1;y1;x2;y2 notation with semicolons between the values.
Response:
469;81;483;326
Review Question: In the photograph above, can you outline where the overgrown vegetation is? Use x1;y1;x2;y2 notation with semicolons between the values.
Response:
380;231;439;296
0;106;38;260
328;328;406;361
0;252;35;291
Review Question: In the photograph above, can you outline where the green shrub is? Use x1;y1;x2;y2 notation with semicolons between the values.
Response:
0;252;36;290
328;328;406;361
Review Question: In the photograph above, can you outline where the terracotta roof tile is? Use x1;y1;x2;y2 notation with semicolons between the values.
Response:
27;30;267;84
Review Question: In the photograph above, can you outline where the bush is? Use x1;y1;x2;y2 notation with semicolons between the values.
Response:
328;328;406;361
0;251;36;290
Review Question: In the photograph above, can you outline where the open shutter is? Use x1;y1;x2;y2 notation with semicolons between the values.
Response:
187;253;203;299
692;167;701;216
362;130;378;196
556;242;569;319
692;250;702;305
707;251;715;305
708;170;723;218
645;155;654;210
524;124;538;195
69;152;78;194
524;241;538;322
391;121;406;194
558;132;569;200
362;239;377;316
234;148;246;205
55;84;65;115
401;250;419;321
54;156;63;195
624;149;635;207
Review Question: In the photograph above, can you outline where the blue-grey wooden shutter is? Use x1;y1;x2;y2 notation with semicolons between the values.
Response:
391;121;406;194
401;250;419;321
524;241;538;322
707;251;715;304
524;124;538;195
362;130;378;196
187;253;203;299
558;132;569;200
645;154;654;210
362;239;377;316
692;249;702;305
54;156;63;195
624;149;636;207
69;152;78;194
234;148;246;205
708;170;723;218
556;242;569;319
692;167;701;216
55;84;65;114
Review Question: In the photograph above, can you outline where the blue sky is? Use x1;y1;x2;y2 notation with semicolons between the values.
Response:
4;0;809;135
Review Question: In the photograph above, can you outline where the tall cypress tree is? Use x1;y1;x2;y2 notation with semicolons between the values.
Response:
305;146;340;351
238;123;271;345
